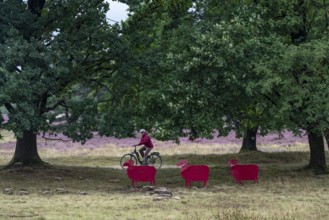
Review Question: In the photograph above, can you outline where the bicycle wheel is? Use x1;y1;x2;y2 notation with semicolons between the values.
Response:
147;153;162;169
120;154;137;169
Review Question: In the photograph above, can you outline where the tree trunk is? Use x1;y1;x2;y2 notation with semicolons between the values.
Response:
323;130;329;150
239;127;258;152
308;132;326;174
8;130;44;166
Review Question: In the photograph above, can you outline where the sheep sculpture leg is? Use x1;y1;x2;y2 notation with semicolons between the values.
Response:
203;181;208;187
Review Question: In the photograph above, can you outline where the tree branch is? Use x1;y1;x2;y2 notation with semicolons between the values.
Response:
28;0;45;17
42;132;71;142
4;103;15;113
46;100;66;112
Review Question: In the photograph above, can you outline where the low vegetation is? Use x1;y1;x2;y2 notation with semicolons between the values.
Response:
0;132;328;220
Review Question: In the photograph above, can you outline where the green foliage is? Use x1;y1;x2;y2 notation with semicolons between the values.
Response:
250;0;329;136
256;39;329;134
105;0;329;145
129;1;282;139
0;0;119;142
98;0;196;140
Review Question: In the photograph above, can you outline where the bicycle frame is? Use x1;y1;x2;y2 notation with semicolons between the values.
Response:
131;145;160;165
120;145;162;169
131;145;144;165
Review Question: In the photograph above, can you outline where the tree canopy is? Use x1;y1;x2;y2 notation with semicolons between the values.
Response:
104;0;329;173
0;0;123;164
1;0;329;173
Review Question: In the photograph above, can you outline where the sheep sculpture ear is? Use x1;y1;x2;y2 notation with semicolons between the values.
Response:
226;159;238;167
123;160;135;167
176;159;188;167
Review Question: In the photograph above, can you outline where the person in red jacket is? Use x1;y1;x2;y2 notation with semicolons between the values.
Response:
134;129;153;165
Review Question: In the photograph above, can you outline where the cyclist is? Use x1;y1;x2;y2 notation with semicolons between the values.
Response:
133;129;153;165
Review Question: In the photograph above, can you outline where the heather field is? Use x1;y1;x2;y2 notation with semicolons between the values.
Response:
1;130;329;220
0;130;311;166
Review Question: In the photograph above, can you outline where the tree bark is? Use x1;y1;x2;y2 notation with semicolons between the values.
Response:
28;0;45;16
239;127;258;152
8;130;44;166
323;130;329;150
308;132;326;174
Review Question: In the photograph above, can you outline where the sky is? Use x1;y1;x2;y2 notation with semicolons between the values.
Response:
106;0;129;24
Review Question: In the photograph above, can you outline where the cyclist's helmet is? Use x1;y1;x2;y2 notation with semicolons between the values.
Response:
139;129;146;133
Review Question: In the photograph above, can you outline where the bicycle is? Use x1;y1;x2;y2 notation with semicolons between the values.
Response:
120;145;162;169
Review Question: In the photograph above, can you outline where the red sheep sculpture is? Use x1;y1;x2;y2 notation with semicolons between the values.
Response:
176;160;210;188
227;159;259;184
123;160;156;188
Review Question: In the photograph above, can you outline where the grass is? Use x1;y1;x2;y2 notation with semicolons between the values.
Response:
0;132;328;219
